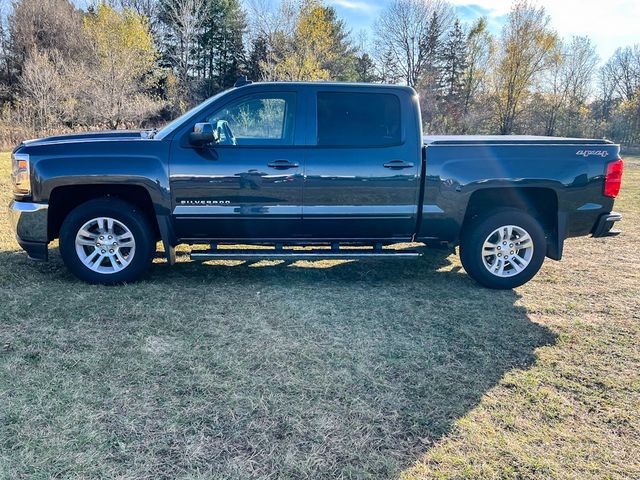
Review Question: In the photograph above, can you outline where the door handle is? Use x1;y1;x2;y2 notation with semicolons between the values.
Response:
268;160;299;169
384;160;414;169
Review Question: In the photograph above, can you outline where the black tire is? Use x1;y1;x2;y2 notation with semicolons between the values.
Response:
59;198;155;284
460;208;546;289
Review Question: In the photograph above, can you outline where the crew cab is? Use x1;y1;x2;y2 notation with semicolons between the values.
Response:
9;80;624;289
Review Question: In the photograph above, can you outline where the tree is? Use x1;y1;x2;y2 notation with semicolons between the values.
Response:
596;61;619;123
423;10;445;74
493;0;557;134
245;0;296;81
374;0;453;87
605;45;640;102
319;6;357;81
197;0;246;96
353;53;379;83
377;48;400;84
540;36;598;136
597;44;640;145
116;0;162;38
440;19;466;101
427;18;468;132
461;17;494;132
255;0;351;81
18;48;72;130
418;10;463;132
246;34;268;80
276;0;333;80
246;0;356;82
7;0;88;78
159;0;209;102
0;18;11;100
82;4;162;127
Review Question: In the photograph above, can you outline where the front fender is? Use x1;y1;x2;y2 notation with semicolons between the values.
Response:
28;144;171;216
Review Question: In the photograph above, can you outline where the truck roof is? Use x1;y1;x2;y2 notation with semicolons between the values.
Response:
237;81;416;94
423;135;614;146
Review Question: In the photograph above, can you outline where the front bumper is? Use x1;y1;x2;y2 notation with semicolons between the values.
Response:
592;211;622;238
8;200;49;261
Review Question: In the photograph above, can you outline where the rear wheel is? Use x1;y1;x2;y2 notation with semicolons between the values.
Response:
460;208;546;289
59;198;155;284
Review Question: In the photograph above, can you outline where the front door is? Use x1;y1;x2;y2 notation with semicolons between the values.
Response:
303;89;421;240
169;91;305;240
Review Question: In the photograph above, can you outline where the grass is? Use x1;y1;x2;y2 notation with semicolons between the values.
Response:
0;151;638;479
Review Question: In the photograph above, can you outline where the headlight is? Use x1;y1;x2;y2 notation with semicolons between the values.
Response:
11;153;31;196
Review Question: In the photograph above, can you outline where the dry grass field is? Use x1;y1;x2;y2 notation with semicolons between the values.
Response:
0;151;638;479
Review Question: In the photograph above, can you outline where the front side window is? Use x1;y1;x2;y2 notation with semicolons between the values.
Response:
317;92;402;147
206;92;296;146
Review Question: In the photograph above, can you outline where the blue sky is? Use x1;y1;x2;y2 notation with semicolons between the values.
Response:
319;0;640;62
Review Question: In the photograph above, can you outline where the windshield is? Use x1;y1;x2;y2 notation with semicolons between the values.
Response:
154;90;230;140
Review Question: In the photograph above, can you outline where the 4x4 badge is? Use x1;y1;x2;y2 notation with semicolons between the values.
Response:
576;150;609;158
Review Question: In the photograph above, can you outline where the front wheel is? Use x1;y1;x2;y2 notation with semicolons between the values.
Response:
460;208;547;289
59;198;156;284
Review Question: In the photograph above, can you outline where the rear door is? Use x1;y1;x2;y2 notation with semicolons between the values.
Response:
302;88;421;240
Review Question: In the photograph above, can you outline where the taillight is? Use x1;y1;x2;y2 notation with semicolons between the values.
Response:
604;159;623;198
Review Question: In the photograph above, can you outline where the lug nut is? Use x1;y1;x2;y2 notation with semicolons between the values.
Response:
497;246;501;250
108;235;113;240
109;249;114;253
101;249;106;254
99;236;104;240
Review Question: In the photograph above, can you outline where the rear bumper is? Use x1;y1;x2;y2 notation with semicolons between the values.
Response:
8;200;49;261
592;211;622;238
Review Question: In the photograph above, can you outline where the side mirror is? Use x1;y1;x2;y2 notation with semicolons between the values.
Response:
189;122;218;146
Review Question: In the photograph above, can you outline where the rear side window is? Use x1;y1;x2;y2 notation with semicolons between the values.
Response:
317;92;402;147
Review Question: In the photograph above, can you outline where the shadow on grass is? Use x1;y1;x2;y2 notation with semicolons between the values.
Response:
0;248;557;479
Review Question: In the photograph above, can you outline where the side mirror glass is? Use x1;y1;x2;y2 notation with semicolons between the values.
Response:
189;122;218;146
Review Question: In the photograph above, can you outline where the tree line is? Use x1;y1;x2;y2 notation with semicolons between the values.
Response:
0;0;639;148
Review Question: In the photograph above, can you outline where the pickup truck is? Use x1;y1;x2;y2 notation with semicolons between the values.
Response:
9;79;624;289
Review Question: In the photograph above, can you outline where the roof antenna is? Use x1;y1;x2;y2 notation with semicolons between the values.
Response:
234;76;252;88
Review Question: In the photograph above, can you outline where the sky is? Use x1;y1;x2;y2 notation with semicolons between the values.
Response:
321;0;640;62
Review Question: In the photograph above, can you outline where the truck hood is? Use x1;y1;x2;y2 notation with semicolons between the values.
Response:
21;130;147;147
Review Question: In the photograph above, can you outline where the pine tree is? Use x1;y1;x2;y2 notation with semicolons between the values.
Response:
417;12;446;131
440;19;467;102
246;35;268;81
321;6;357;80
422;11;443;74
199;0;246;96
353;53;379;83
378;48;399;84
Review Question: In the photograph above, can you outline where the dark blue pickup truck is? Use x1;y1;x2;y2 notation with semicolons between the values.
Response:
9;80;624;288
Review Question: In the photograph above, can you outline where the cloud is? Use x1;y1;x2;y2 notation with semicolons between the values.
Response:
327;0;380;15
451;0;640;60
450;0;512;17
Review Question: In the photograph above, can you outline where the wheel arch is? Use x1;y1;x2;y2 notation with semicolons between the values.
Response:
48;184;160;242
462;187;564;260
